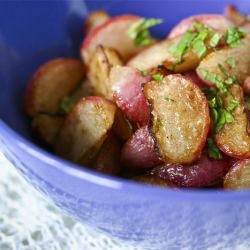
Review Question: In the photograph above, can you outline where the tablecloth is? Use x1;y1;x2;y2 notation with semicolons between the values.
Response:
0;151;139;250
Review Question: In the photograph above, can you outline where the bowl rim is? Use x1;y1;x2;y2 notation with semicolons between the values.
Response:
1;119;249;202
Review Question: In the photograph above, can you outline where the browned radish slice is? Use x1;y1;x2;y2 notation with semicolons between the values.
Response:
25;58;84;117
87;45;123;99
243;76;250;94
69;78;92;102
215;85;250;159
183;71;208;88
92;133;121;175
197;35;250;86
84;10;110;33
168;14;233;39
224;159;250;189
132;175;175;187
224;5;247;26
121;126;161;169
81;15;142;63
112;109;134;141
149;152;230;188
32;114;64;146
143;74;210;164
127;37;200;73
148;65;171;76
55;96;116;165
127;40;171;71
241;21;250;34
110;66;151;127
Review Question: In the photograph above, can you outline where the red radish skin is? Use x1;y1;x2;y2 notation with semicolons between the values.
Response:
168;14;233;39
183;71;208;88
149;152;230;188
81;15;141;62
121;126;161;169
110;66;151;127
243;76;250;95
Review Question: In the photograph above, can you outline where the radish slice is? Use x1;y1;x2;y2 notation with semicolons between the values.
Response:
183;71;208;88
143;74;210;164
121;126;161;169
110;66;151;127
149;152;230;188
81;15;141;62
243;76;250;95
224;159;250;189
168;14;233;39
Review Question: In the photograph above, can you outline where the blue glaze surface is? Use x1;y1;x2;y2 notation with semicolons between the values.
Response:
0;1;250;249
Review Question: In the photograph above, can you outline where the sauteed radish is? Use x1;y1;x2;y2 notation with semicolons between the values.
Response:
24;5;250;189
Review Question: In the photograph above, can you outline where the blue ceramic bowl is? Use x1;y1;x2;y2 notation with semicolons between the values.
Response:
0;1;250;249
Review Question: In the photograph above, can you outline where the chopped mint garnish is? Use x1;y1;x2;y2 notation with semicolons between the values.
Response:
209;33;221;47
172;31;197;61
202;85;239;133
218;63;231;78
128;18;163;47
207;137;223;160
227;98;240;111
152;74;164;81
226;57;236;68
170;21;222;64
225;27;245;48
137;69;148;76
192;40;207;58
198;69;227;94
60;96;74;114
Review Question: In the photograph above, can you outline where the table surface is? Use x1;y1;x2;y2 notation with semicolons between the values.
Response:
0;151;140;250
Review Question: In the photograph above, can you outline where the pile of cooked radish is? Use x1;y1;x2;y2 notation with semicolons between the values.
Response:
24;5;250;190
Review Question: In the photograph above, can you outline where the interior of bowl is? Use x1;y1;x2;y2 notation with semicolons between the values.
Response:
0;0;249;195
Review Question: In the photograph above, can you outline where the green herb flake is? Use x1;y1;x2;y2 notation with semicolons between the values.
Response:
193;21;205;32
198;69;227;94
227;98;240;111
199;68;208;79
225;27;245;48
172;31;197;61
170;21;219;64
202;85;238;133
218;63;230;78
201;87;217;96
152;74;164;81
209;33;221;47
137;69;148;76
128;18;163;47
224;77;234;85
214;109;226;133
226;57;236;68
208;97;217;108
224;110;234;123
206;137;223;160
60;96;74;114
192;40;207;58
211;108;219;124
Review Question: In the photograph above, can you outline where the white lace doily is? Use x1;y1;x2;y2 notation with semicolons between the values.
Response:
0;151;139;250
